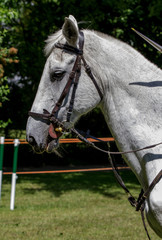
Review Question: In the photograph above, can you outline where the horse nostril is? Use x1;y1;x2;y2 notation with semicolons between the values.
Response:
28;136;37;146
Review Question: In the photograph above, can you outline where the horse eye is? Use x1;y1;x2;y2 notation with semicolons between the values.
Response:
50;71;66;82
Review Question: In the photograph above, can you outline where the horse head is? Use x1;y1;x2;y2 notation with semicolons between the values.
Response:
26;15;102;153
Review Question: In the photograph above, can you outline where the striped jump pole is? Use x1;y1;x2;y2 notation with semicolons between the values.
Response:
10;139;20;210
0;136;5;200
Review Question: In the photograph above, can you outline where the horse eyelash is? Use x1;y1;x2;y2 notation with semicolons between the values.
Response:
50;71;66;82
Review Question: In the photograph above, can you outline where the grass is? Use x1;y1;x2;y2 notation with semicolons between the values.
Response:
0;170;160;240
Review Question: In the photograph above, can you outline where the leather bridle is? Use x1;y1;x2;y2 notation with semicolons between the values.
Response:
29;31;102;139
28;31;162;240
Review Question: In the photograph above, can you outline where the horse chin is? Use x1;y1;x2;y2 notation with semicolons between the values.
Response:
46;139;64;157
46;138;59;152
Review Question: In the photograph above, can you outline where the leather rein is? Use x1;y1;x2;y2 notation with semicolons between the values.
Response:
29;31;162;240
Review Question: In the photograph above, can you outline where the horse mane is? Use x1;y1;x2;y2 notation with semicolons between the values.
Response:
44;28;134;57
44;29;63;57
44;28;161;74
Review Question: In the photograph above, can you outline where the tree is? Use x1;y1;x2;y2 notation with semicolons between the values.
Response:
0;1;19;130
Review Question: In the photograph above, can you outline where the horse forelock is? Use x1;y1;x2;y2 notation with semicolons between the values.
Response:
44;29;63;57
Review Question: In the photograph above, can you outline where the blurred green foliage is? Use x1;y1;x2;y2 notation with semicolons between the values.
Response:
0;1;19;129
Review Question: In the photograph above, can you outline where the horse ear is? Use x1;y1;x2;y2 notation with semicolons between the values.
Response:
62;15;79;47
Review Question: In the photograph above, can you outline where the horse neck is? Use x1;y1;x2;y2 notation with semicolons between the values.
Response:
84;30;162;187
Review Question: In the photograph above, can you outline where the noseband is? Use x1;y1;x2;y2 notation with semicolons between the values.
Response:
29;31;102;139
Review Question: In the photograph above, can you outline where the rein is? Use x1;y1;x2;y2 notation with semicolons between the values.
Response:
28;31;162;240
